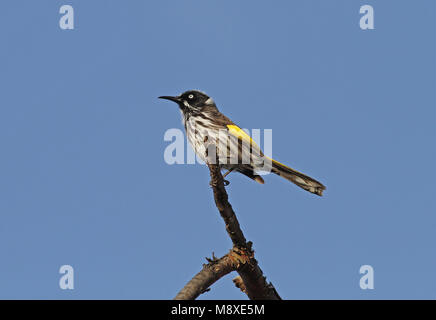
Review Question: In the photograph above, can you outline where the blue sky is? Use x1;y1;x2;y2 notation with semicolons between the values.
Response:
0;0;435;299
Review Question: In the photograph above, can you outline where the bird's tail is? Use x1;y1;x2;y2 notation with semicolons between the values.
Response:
270;158;326;196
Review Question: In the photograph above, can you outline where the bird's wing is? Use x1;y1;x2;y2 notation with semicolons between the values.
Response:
227;125;258;147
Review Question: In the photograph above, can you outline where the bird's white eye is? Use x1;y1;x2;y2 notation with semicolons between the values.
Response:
188;94;194;99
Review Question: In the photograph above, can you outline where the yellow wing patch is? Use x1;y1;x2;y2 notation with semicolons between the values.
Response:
226;125;261;149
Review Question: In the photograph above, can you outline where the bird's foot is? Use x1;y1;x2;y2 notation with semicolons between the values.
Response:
209;178;230;187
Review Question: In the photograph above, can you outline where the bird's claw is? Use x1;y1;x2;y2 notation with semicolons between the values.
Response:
209;179;230;187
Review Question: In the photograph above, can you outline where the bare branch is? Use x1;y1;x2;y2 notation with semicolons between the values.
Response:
206;163;281;300
207;163;247;247
174;161;281;300
175;247;260;300
233;276;246;294
174;252;235;300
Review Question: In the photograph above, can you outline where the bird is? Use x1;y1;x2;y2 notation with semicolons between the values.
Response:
159;90;326;196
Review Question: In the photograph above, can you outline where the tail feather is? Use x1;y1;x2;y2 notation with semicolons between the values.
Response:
270;159;326;196
237;168;265;184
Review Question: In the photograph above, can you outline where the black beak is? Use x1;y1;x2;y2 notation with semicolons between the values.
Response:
158;95;181;103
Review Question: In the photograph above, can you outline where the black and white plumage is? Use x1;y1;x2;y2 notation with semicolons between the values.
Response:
159;90;326;196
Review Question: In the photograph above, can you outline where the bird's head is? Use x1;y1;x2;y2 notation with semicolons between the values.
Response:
159;90;215;111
